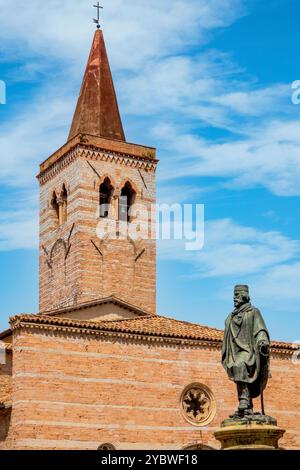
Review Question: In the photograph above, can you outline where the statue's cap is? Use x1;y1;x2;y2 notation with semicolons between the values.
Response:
234;284;249;294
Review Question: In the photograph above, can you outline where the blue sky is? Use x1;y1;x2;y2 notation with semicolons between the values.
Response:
0;0;300;342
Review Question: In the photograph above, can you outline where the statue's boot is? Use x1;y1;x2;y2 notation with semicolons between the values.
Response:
229;382;253;418
238;398;250;412
244;398;254;415
237;382;252;416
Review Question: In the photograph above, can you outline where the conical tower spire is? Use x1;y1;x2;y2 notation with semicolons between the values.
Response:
68;29;125;142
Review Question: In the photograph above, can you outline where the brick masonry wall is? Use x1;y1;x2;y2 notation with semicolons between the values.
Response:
39;149;157;314
7;328;300;450
0;352;12;449
0;353;12;406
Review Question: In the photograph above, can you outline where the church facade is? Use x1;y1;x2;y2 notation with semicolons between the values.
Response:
0;29;300;450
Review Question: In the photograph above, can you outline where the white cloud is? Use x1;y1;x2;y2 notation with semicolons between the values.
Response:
157;183;210;204
0;0;249;189
0;0;246;71
253;262;300;303
199;219;300;277
211;84;290;116
0;88;73;187
218;261;300;315
158;217;300;309
1;0;296;198
0;0;251;255
0;212;38;251
156;119;300;196
0;193;38;251
121;55;290;124
159;217;300;276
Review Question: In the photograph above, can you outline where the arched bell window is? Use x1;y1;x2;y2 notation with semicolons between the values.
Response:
61;184;68;224
119;182;136;222
99;178;114;218
51;191;59;225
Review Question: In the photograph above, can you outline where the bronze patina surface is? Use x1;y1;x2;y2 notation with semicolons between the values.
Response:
222;285;270;418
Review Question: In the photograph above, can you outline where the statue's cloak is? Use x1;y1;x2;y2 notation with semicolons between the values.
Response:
222;303;270;398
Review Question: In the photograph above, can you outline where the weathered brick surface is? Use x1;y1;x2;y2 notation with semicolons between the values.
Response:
39;149;157;314
0;353;12;407
0;353;13;449
7;328;300;450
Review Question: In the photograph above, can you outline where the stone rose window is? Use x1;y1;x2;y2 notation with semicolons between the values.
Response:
180;383;216;426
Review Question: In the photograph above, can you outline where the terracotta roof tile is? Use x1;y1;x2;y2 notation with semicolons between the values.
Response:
96;315;224;341
10;313;222;342
9;313;296;352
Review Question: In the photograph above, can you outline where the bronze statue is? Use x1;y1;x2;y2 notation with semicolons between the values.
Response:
222;285;270;418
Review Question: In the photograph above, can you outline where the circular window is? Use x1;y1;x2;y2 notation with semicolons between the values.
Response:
180;383;216;427
98;443;116;450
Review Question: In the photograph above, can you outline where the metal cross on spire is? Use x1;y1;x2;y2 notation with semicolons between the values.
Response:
93;2;103;29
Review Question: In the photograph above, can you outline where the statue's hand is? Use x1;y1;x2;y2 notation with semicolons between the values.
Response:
258;341;269;357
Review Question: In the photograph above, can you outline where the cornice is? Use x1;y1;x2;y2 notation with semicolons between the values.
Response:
38;145;158;185
9;315;297;356
11;319;222;349
37;147;78;185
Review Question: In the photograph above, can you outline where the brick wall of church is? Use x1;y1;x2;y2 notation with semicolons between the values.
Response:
0;352;12;406
8;328;300;450
39;149;157;314
0;352;12;448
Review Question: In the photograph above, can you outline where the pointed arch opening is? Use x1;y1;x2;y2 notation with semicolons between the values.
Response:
99;177;114;218
61;184;68;224
51;191;59;225
119;181;136;223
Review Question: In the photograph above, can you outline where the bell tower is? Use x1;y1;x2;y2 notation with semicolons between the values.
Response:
38;29;157;314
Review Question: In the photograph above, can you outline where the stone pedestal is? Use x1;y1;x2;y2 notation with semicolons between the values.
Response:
214;415;285;450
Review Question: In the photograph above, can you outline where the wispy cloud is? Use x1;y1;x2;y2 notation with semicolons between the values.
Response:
0;1;246;68
0;190;38;251
159;218;300;275
158;217;300;307
155;118;300;196
0;89;73;187
0;0;248;189
1;0;296;198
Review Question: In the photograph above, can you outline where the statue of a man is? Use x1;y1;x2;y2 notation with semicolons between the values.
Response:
222;285;270;417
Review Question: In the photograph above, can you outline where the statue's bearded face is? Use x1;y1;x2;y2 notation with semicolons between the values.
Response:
234;291;247;308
